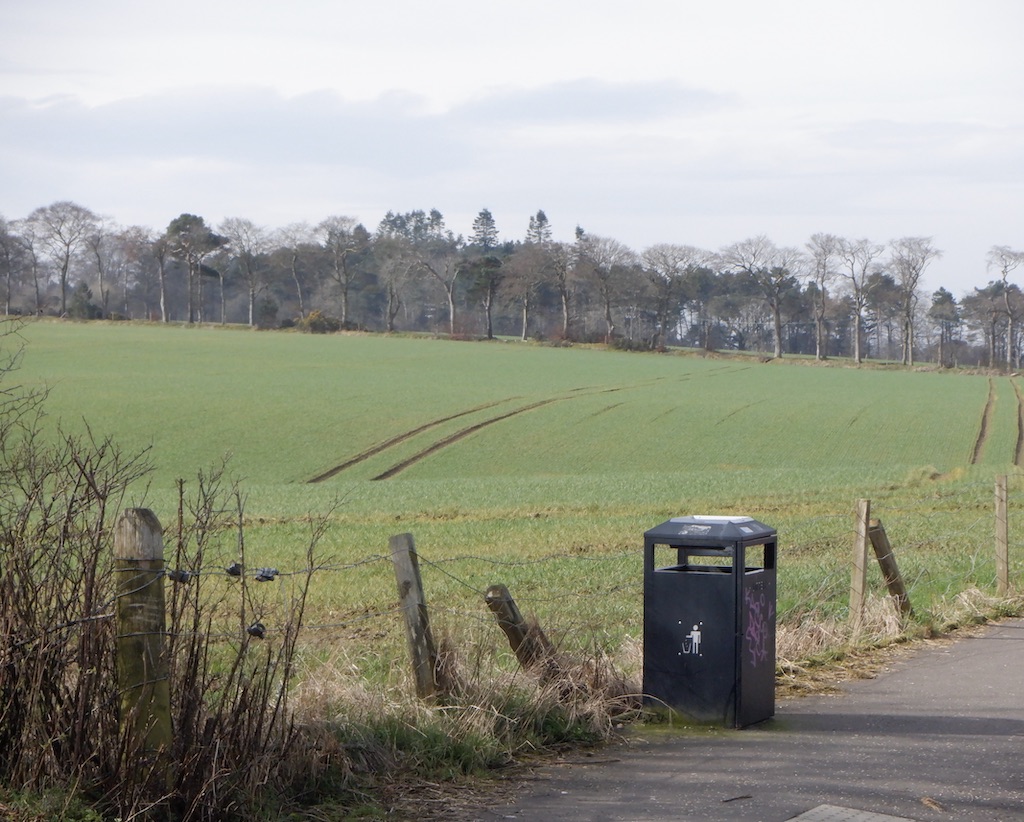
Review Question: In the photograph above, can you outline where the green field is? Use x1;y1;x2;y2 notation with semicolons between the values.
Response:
9;318;1023;680
13;319;1005;502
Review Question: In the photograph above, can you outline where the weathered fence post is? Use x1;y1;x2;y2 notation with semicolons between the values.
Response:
114;508;172;782
868;519;913;617
390;533;442;699
850;498;871;635
996;475;1009;597
484;584;555;673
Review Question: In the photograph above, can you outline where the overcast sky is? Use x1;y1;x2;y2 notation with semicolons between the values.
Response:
2;0;1023;295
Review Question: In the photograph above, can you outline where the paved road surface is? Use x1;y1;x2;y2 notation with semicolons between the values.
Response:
488;619;1024;821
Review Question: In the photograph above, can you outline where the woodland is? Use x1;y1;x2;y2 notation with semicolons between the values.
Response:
3;200;1023;367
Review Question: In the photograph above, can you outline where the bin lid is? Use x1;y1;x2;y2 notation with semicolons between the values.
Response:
645;515;775;544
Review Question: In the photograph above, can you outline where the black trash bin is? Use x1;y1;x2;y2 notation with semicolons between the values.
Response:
642;515;777;728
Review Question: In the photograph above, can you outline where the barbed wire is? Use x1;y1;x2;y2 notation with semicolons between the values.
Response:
424;549;638;567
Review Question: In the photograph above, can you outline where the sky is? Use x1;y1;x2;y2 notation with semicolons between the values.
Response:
2;0;1023;296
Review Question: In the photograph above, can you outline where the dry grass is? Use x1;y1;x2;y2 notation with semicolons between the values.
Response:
280;588;1024;819
278;629;647;819
299;592;1024;821
776;588;1024;698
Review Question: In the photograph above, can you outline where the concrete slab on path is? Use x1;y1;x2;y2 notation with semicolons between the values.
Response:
791;806;915;821
489;619;1024;822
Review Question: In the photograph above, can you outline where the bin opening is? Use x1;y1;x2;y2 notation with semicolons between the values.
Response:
743;544;774;571
651;545;733;573
650;543;774;573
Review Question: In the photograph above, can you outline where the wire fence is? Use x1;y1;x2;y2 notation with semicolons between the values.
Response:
16;478;1022;684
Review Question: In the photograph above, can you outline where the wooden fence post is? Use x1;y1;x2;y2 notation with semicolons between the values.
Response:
996;475;1009;596
484;584;555;672
850;499;871;635
868;519;913;617
390;533;441;699
114;508;172;782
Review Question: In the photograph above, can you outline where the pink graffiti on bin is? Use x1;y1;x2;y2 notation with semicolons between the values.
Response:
744;587;774;667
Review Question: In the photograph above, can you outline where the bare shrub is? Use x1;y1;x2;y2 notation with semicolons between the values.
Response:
0;403;150;794
111;467;337;820
0;320;335;819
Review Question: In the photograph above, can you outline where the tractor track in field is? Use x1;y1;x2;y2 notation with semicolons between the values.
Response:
846;406;867;427
714;398;767;425
587;402;625;418
368;386;649;480
1013;379;1024;466
970;378;995;465
309;364;752;483
307;399;512;483
369;399;560;480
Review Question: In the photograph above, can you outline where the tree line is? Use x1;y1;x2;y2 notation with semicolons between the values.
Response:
2;200;1023;367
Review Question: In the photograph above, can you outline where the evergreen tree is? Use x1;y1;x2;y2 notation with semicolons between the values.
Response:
526;210;552;245
164;214;226;324
470;208;499;251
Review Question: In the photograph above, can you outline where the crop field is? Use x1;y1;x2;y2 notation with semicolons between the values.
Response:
8;318;1024;687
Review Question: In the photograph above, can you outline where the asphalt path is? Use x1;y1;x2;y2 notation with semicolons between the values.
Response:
489;619;1024;822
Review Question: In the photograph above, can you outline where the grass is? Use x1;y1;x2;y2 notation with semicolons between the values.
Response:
6;324;1020;623
7;318;1024;819
14;319;1018;666
13;319;1019;586
14;320;996;492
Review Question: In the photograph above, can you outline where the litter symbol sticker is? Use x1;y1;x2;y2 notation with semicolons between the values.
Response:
680;621;703;656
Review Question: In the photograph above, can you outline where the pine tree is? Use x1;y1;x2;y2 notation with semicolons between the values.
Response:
526;210;552;245
470;208;499;251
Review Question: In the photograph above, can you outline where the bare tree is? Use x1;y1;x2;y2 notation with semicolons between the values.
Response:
805;233;840;361
113;225;155;319
84;222;153;319
85;220;122;318
720;235;802;358
549;242;578;340
316;216;361;325
986;245;1024;369
836;237;885;364
390;211;464;336
372;231;419;333
221;217;271;326
641;244;708;350
11;219;47;314
274;223;313;319
150;234;172;322
418;237;464;336
577;235;638;343
0;216;25;316
501;244;548;341
521;212;577;340
26;201;99;316
889;237;942;366
376;210;461;334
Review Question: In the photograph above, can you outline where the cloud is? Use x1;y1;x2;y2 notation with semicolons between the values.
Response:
0;77;732;208
1;72;1021;296
452;79;731;126
0;87;469;174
